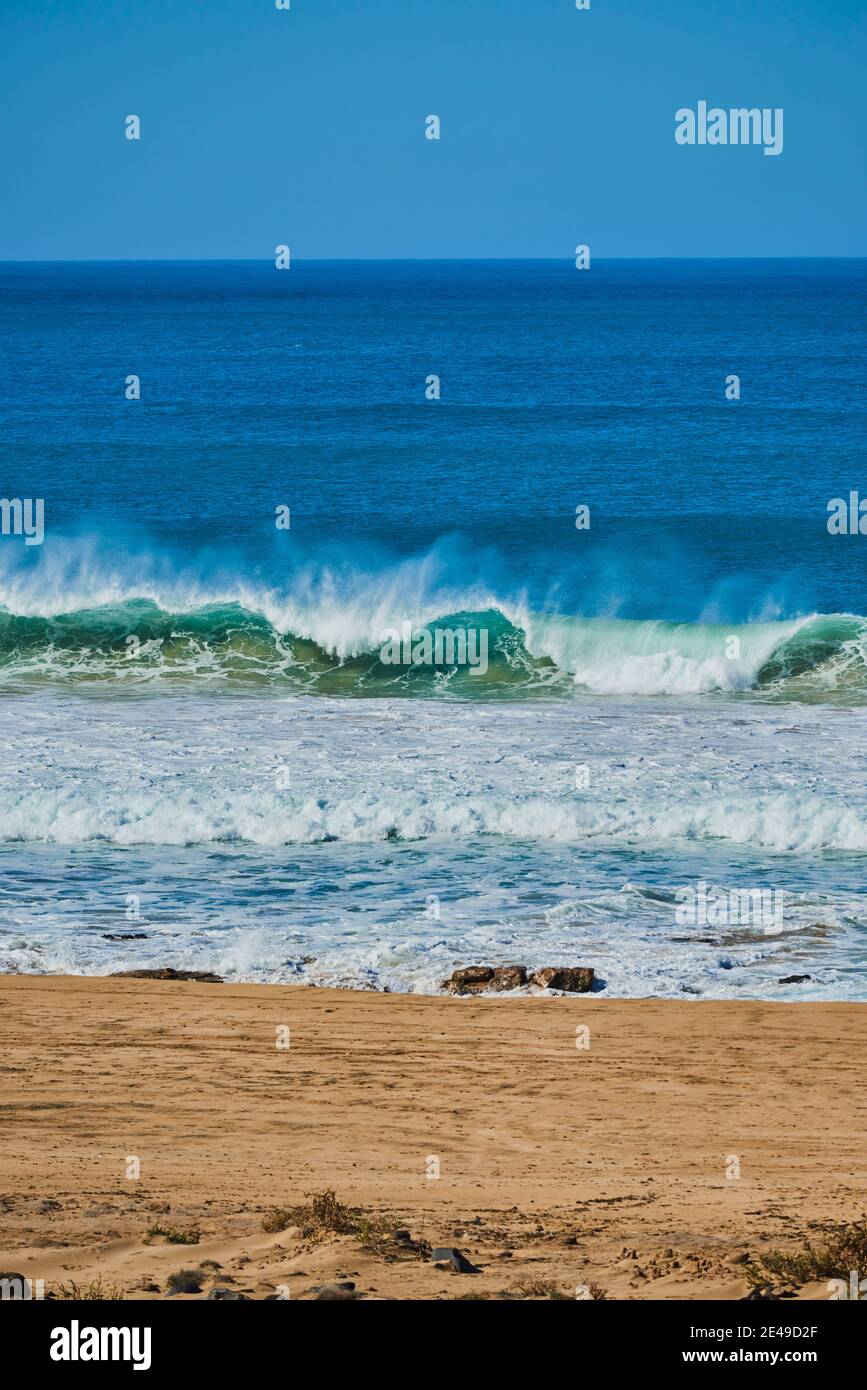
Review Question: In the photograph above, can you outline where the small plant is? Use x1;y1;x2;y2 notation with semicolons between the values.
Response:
307;1189;354;1233
261;1206;295;1234
515;1278;570;1300
354;1214;391;1254
260;1189;399;1254
142;1223;201;1246
165;1268;204;1295
54;1279;124;1301
260;1189;354;1238
746;1218;867;1287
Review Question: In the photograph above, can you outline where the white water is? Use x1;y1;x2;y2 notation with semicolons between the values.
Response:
1;692;865;999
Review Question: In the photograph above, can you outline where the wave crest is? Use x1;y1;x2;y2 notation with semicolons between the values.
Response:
0;537;865;698
0;595;865;698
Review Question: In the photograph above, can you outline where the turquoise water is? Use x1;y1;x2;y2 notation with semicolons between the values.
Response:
1;260;865;996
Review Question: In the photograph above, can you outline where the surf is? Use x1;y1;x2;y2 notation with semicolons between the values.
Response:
1;531;865;698
0;592;865;701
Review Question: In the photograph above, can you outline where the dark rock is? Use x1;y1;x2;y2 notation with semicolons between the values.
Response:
441;966;494;995
441;964;529;995
103;933;148;941
206;1288;248;1300
488;965;528;992
530;966;595;993
311;1281;358;1301
111;968;223;984
429;1247;481;1274
778;974;811;985
393;1229;412;1244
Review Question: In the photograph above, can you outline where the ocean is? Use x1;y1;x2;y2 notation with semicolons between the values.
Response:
1;258;865;997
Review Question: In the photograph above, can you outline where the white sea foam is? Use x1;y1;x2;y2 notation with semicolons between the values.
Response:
0;692;864;850
1;692;865;1000
522;612;807;695
1;783;866;853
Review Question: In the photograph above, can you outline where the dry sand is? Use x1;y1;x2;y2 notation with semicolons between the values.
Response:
1;975;865;1300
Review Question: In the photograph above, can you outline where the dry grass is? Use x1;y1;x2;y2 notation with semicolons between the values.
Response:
514;1277;608;1301
165;1268;204;1295
514;1278;571;1300
261;1188;386;1244
260;1190;352;1237
142;1223;201;1246
260;1206;297;1234
352;1212;392;1254
54;1278;125;1301
747;1218;867;1286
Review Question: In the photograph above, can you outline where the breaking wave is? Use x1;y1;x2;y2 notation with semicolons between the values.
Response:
0;599;865;699
0;540;864;698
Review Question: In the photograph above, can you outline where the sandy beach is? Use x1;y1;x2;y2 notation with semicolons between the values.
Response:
1;975;865;1301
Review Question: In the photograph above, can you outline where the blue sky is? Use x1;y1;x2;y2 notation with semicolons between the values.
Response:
1;0;864;258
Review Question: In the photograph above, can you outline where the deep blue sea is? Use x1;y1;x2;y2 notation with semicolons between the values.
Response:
1;259;865;996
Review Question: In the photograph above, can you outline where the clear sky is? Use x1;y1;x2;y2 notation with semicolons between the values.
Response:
1;0;864;259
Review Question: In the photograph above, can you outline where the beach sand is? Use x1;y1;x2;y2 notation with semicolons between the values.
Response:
1;975;864;1300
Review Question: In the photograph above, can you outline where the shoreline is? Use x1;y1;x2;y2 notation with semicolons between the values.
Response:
2;974;865;1299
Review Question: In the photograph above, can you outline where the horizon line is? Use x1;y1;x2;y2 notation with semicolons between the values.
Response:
1;255;865;265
